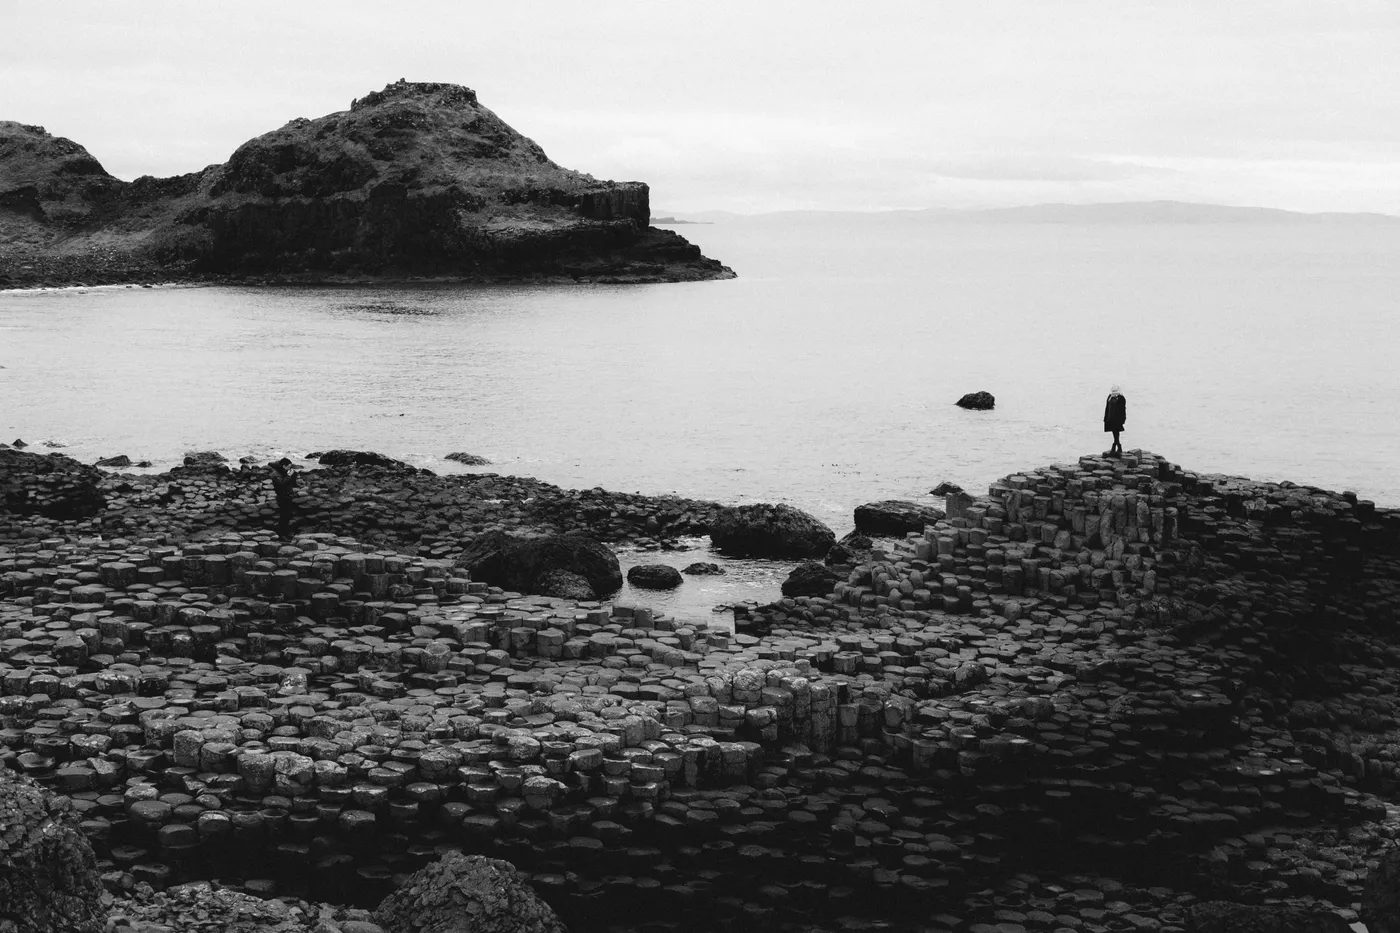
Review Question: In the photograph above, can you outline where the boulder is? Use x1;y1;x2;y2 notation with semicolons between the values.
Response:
457;531;622;597
853;499;945;536
317;450;409;470
710;503;835;559
955;391;995;410
444;452;492;465
0;766;107;933
0;449;106;520
1183;902;1349;933
781;561;839;597
534;569;595;600
183;450;227;466
682;562;724;575
1363;844;1400;933
930;481;964;496
627;564;683;589
95;454;131;468
375;851;566;933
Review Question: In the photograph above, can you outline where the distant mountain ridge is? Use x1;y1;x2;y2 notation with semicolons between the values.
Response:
659;200;1400;225
0;81;735;288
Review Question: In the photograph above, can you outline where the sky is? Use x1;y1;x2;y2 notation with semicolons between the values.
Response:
4;1;1400;214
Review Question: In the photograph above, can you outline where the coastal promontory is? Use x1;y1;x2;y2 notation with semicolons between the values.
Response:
0;81;735;287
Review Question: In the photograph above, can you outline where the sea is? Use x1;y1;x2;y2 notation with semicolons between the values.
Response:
4;217;1399;615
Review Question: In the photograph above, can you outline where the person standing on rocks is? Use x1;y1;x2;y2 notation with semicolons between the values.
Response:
1104;386;1127;457
270;458;298;539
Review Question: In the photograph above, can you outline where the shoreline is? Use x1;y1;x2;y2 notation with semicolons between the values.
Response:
3;447;1400;930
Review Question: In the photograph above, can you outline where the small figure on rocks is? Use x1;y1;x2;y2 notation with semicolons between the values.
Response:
1104;385;1127;457
270;458;298;539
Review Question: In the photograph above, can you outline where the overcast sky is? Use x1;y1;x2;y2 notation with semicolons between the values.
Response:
5;1;1399;213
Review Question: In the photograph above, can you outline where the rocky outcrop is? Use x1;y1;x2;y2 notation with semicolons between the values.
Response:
94;454;132;468
0;82;733;287
930;481;964;496
626;563;683;589
1183;901;1349;933
781;561;839;597
0;448;106;519
0;766;106;933
444;452;491;465
316;450;412;470
455;530;622;597
374;852;566;933
955;391;995;410
852;499;945;535
710;502;835;558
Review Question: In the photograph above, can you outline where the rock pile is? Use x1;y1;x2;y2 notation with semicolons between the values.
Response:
375;851;565;933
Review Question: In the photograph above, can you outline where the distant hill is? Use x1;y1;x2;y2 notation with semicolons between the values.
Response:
0;81;734;288
665;201;1400;225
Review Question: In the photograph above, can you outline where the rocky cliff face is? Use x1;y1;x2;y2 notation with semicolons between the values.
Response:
0;81;733;286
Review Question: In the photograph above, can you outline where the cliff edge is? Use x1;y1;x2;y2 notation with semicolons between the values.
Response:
0;81;734;287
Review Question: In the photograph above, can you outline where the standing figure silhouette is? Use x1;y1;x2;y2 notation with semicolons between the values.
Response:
1104;386;1126;457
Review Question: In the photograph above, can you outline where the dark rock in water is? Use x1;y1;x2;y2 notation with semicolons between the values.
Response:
40;440;65;449
930;481;964;496
534;568;595;600
317;449;409;470
1184;901;1349;933
444;452;492;465
710;503;835;559
682;561;724;575
457;530;622;597
627;563;683;589
375;851;566;933
183;450;227;466
10;438;26;448
0;767;107;933
1363;845;1400;933
94;454;131;468
135;460;152;468
853;499;945;535
781;561;839;598
0;449;106;520
955;391;995;410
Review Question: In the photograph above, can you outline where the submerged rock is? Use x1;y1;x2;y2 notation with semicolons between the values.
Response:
955;391;995;410
627;563;683;589
853;499;945;536
374;852;566;933
444;452;492;465
0;767;107;933
682;561;724;575
710;503;835;559
781;561;839;597
456;530;622;597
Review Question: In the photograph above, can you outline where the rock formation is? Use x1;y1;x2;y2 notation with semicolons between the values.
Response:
374;852;565;933
444;452;491;466
455;530;622;597
315;450;413;470
0;766;107;933
955;391;995;410
1184;901;1350;932
852;499;945;536
0;449;105;519
780;560;839;597
0;81;734;287
709;502;836;558
626;563;683;589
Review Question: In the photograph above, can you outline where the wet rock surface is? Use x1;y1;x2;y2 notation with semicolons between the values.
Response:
374;851;565;933
443;454;491;466
1;448;1399;931
955;392;995;410
710;503;836;559
626;564;683;590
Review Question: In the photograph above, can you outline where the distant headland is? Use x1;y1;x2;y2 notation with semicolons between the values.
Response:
0;80;735;289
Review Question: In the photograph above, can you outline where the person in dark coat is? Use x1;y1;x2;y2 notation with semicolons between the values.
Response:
1104;386;1126;457
270;458;298;540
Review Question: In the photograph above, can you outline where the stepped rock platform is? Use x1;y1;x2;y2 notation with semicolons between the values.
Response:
2;449;1400;931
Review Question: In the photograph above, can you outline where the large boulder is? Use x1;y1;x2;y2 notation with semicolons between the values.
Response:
444;452;491;465
853;499;945;536
781;561;839;597
710;503;835;559
0;449;106;520
627;564;683;589
534;569;595;600
0;766;107;933
1184;902;1349;933
457;531;622;598
375;851;566;933
955;391;995;410
316;449;410;470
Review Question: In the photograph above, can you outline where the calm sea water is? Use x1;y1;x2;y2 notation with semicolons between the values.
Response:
3;218;1398;535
